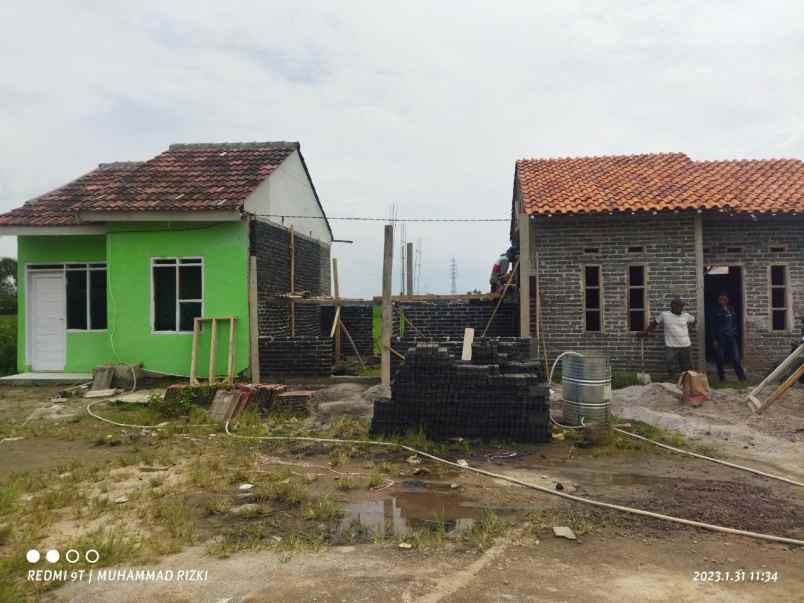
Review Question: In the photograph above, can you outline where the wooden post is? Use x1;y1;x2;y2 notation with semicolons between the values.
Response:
332;257;341;361
190;317;201;386
208;318;218;385
406;241;414;295
755;364;804;413
227;316;236;385
381;225;394;387
289;225;296;336
518;208;531;338
462;328;474;361
248;256;260;384
693;212;706;371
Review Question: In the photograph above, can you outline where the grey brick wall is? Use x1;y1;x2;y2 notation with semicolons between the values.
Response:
259;336;333;377
703;215;803;373
393;299;518;340
320;304;374;357
250;219;331;337
530;213;699;375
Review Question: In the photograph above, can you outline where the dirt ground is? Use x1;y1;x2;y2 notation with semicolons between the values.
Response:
1;381;802;602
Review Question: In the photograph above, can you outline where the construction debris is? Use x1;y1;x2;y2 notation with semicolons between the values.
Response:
552;526;577;540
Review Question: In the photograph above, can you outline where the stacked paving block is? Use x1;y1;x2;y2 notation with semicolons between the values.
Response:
372;337;550;443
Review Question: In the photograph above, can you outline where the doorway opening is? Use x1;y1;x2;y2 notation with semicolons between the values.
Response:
704;265;743;362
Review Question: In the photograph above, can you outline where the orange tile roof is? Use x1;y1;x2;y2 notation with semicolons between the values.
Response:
516;153;804;215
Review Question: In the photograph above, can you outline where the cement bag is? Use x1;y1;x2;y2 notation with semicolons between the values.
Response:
677;370;710;407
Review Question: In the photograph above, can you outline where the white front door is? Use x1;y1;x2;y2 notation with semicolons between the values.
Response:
29;271;66;371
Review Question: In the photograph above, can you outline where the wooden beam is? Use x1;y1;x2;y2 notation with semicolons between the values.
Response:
226;317;236;385
518;209;531;338
208;318;218;386
190;317;201;386
462;328;475;361
381;224;394;387
248;255;260;384
693;212;706;371
339;319;365;370
747;343;804;411
754;363;804;414
371;292;500;303
332;257;341;361
289;225;295;337
406;241;414;295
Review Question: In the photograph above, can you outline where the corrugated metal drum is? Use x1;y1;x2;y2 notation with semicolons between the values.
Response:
561;352;611;425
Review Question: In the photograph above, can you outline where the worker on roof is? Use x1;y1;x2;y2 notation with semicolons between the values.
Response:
489;246;518;293
639;296;695;381
712;292;746;382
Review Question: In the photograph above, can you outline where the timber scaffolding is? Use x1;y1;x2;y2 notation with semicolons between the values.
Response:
260;223;514;382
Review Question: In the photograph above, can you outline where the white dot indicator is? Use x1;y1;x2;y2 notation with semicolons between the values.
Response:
65;549;80;563
85;549;100;564
46;549;60;563
26;549;40;563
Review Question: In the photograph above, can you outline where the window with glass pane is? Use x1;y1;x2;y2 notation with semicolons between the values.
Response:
770;265;787;331
628;265;646;331
153;258;203;332
66;264;107;330
584;266;602;332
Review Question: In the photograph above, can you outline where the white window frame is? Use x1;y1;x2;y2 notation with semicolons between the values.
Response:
150;257;204;334
64;263;108;332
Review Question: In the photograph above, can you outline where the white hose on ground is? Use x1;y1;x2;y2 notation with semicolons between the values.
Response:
547;351;586;430
85;399;213;430
223;420;804;547
612;427;804;488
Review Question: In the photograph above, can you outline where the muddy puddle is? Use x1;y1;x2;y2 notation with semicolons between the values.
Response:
341;482;482;537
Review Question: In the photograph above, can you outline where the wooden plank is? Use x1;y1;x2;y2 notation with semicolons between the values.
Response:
693;212;706;371
461;328;475;361
332;257;341;361
755;363;804;414
383;344;406;361
208;318;218;385
406;241;414;295
190;318;201;386
381;224;394;387
339;319;366;370
518;210;531;337
748;343;804;403
329;306;341;338
372;292;499;303
248;256;260;384
226;317;236;385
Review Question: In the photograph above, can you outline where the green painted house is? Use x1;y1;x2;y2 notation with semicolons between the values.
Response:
0;142;333;378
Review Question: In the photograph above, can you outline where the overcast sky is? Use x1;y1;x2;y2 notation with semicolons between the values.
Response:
1;1;803;297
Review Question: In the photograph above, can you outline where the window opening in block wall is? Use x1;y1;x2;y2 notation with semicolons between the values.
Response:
152;257;203;332
627;265;646;331
583;266;602;332
770;265;788;331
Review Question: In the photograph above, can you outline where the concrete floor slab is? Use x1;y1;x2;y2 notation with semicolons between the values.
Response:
0;372;92;385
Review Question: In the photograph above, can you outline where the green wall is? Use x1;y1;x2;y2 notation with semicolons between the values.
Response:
106;222;250;377
17;223;250;377
17;235;112;372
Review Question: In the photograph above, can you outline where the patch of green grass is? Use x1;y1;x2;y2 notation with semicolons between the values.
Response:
303;496;343;522
0;484;18;516
254;478;309;507
462;510;509;550
0;314;16;377
372;305;382;355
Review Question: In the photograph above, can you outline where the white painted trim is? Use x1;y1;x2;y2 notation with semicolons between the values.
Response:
150;257;204;334
26;268;66;371
79;210;242;222
0;225;106;235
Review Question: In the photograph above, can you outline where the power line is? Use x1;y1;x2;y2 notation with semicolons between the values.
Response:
253;213;509;222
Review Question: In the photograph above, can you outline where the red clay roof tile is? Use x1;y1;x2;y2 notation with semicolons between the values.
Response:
0;142;298;226
516;153;804;216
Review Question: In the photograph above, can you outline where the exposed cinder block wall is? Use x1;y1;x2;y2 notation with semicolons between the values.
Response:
703;215;803;372
259;336;333;377
530;213;699;375
320;304;374;357
251;219;331;337
393;299;518;340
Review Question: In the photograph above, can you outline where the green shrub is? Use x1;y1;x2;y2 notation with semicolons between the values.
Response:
0;315;17;376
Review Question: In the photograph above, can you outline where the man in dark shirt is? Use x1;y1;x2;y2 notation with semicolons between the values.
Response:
712;292;746;382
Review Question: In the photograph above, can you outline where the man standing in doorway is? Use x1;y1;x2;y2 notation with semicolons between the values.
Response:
712;292;746;382
639;297;696;381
